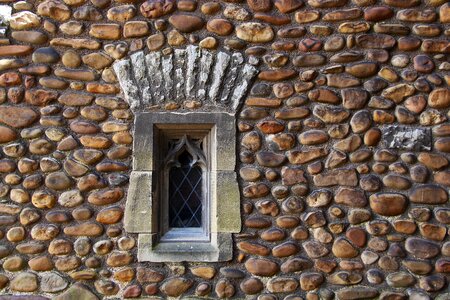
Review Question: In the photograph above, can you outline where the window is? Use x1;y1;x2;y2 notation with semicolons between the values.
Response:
124;112;240;262
157;131;210;242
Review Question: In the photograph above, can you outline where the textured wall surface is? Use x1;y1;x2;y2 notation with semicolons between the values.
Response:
0;0;449;299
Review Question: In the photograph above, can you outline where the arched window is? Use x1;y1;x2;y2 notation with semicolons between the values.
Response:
160;135;209;241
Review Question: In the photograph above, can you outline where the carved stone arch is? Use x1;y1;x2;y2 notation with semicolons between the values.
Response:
113;46;259;262
113;45;259;113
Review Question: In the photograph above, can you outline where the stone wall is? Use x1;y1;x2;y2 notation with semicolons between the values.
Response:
0;0;449;299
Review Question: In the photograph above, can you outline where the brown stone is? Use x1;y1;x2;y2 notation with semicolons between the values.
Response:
308;88;340;104
140;0;176;18
289;11;315;25
428;88;450;108
299;130;329;145
405;237;440;259
402;259;432;275
332;237;359;258
272;242;299;257
236;22;274;43
397;8;437;22
55;68;97;81
335;187;367;207
314;168;358;187
0;106;38;128
356;34;396;49
419;274;446;292
364;6;393;21
207;19;233;36
169;15;204;33
10;272;38;292
161;277;193;297
410;184;448;204
313;105;350;123
96;206;123;224
124;21;149;38
346;228;366;247
281;166;306;185
369;193;408;216
64;222;103;236
275;107;310;119
147;33;165;51
107;5;136;22
308;0;348;8
245;258;279;276
37;0;71;21
303;240;329;258
336;287;379;299
383;175;411;190
0;125;17;143
300;272;324;291
88;188;124;205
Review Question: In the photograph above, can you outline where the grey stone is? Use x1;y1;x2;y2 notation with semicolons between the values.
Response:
209;52;230;103
185;45;199;100
162;53;174;101
174;49;186;103
197;49;214;102
112;59;140;110
220;52;244;104
41;272;68;293
145;51;164;103
53;283;98;300
383;126;431;151
130;51;152;107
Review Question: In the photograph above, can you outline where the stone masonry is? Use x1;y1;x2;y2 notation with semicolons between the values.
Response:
0;0;449;299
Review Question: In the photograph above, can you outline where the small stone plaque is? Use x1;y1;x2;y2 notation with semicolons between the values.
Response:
383;126;431;151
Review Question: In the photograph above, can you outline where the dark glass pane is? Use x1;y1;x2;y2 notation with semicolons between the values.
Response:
168;151;202;228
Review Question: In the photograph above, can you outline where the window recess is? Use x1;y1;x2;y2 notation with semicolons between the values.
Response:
125;112;241;262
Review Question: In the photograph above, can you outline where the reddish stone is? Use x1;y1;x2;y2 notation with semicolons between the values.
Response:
0;106;39;128
0;45;33;56
299;38;322;51
364;7;394;21
346;228;367;247
274;0;303;13
140;0;176;18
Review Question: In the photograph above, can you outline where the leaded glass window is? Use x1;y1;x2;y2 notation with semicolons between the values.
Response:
159;133;209;241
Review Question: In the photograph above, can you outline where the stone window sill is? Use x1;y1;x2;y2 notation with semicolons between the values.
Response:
137;233;233;262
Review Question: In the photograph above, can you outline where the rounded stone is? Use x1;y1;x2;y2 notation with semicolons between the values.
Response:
245;258;279;276
32;47;60;63
236;22;274;43
41;272;68;293
332;237;359;258
405;237;440;259
58;190;83;207
413;55;435;73
369;193;408;216
207;19;233;36
428;88;450;108
160;277;193;297
240;277;264;295
45;172;72;190
168;15;204;33
10;272;38;292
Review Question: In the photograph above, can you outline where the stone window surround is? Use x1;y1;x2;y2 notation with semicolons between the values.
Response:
124;111;241;262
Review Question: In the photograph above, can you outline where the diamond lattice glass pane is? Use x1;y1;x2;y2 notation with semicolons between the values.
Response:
168;151;203;228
